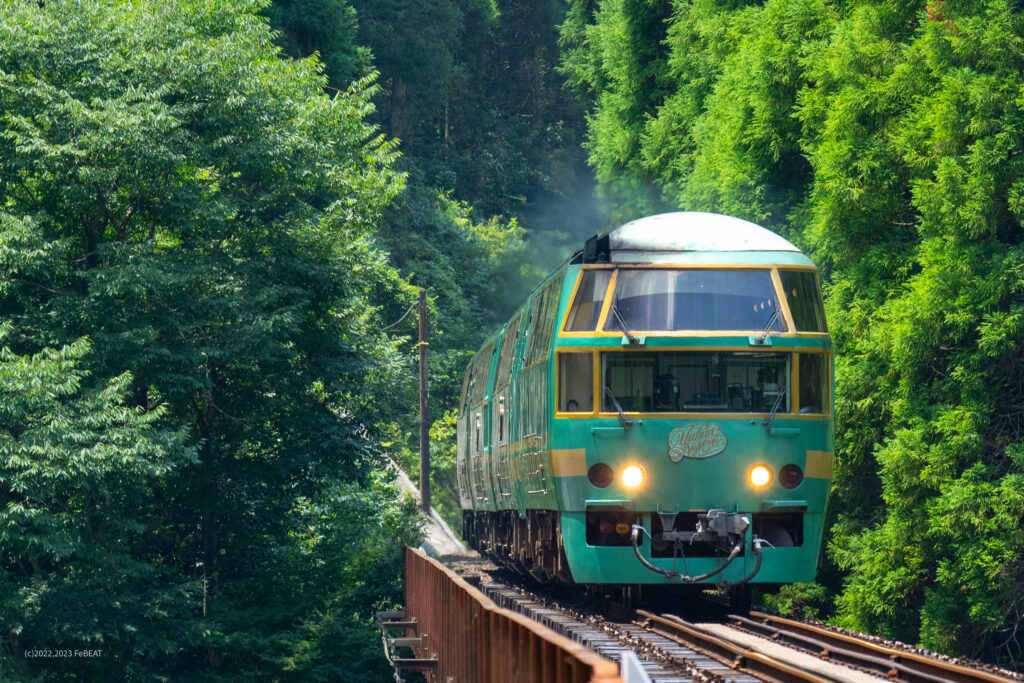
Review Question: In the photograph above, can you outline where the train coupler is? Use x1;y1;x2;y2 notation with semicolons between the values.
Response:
655;509;749;546
630;510;763;584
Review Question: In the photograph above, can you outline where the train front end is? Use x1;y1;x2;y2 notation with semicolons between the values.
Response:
550;212;833;586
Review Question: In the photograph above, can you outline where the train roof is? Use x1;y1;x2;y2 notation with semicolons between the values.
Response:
575;212;814;267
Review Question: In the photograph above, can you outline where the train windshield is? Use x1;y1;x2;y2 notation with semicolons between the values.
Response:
603;269;785;333
601;351;791;413
780;269;827;332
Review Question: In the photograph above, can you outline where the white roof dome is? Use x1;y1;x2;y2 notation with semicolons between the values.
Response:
608;212;800;253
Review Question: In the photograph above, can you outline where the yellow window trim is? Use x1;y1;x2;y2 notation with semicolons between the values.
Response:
556;265;824;337
558;268;585;335
556;345;830;354
614;263;817;271
770;268;796;333
558;267;618;335
554;411;832;420
794;351;833;415
559;329;830;338
553;347;834;418
792;349;800;415
559;265;617;337
778;268;830;334
554;350;598;415
594;269;619;332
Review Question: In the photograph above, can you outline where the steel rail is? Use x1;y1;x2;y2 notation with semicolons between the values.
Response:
735;612;1019;683
636;610;833;683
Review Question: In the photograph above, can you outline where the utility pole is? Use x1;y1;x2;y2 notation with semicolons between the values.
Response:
418;288;430;513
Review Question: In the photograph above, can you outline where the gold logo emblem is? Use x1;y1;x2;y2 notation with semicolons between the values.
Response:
667;424;727;462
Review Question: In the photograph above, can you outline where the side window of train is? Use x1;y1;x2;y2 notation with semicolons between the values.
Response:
525;273;566;366
460;371;472;416
468;341;496;452
475;412;482;451
495;315;523;444
498;396;506;442
558;352;594;412
496;314;522;387
564;269;612;331
799;353;831;414
522;313;532;358
471;342;495;405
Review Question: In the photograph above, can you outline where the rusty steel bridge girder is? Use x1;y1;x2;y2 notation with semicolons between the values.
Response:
399;548;623;683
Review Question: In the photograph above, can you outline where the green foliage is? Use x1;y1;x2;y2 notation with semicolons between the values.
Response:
561;0;674;221
565;0;1024;663
0;0;419;679
0;333;194;681
426;408;462;532
262;0;371;86
207;475;421;681
304;0;597;246
808;2;1024;660
347;0;498;147
762;582;831;620
378;184;533;400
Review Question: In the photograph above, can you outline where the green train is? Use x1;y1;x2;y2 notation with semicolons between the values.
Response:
457;212;832;593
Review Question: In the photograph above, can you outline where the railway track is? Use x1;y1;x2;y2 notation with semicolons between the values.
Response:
478;581;758;683
724;611;1021;683
447;555;1021;683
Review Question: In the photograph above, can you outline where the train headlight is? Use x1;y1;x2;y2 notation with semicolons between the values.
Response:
622;465;645;488
749;465;772;488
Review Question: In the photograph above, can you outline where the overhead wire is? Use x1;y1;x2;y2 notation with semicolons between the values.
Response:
381;299;418;332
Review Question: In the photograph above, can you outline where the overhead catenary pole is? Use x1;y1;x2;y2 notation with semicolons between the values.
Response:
418;288;430;513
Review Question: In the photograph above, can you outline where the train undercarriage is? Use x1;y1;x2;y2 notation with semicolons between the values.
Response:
462;509;573;583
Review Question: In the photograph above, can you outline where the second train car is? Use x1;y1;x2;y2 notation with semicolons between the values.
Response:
457;212;833;594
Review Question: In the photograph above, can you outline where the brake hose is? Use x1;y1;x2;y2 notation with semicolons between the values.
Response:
723;537;763;586
630;525;743;583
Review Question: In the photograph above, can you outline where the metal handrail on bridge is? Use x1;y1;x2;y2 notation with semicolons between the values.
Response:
400;547;623;683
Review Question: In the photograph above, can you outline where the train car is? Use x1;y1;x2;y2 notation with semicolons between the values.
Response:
456;212;832;596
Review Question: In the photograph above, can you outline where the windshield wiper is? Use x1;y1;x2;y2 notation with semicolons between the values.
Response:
603;387;641;428
609;303;640;345
752;301;783;345
763;387;787;431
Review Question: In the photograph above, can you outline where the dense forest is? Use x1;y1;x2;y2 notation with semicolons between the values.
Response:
0;0;1022;681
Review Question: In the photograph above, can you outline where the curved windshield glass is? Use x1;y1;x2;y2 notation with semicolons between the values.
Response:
603;269;785;332
780;270;827;332
601;351;790;413
565;269;612;331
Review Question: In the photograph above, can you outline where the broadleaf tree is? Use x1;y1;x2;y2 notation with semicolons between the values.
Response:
0;0;420;679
